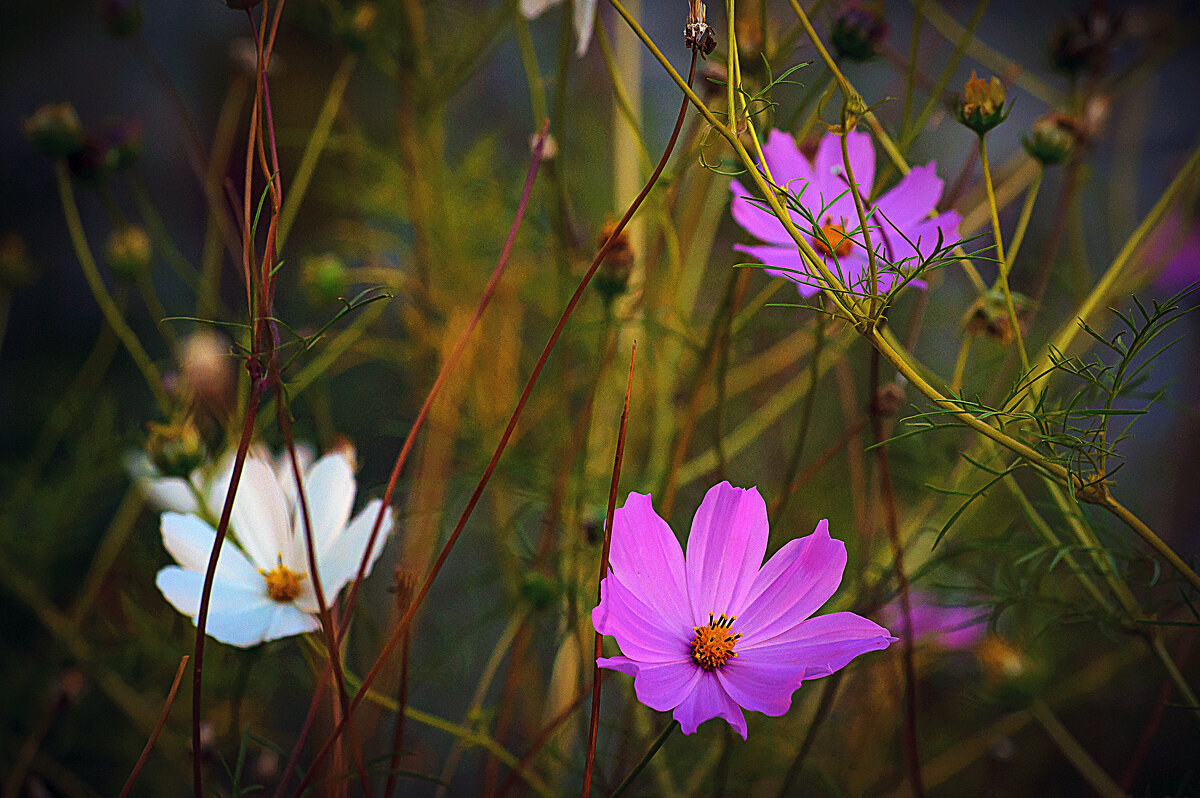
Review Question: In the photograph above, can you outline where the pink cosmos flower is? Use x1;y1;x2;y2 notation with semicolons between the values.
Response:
879;591;988;650
730;129;961;296
592;482;895;738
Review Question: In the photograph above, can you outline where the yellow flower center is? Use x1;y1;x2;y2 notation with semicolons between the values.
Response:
691;613;742;671
260;557;305;603
814;222;855;258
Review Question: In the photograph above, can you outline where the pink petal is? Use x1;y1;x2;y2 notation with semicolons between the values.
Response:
598;656;702;712
739;611;895;680
608;492;693;632
737;519;846;646
880;211;962;266
761;129;815;193
593;572;692;662
672;673;747;738
733;243;823;297
873;162;945;232
716;656;806;717
685;483;769;623
813;130;875;225
730;179;793;246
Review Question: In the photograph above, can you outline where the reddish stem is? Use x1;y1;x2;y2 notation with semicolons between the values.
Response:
120;656;189;798
582;343;637;797
291;54;698;797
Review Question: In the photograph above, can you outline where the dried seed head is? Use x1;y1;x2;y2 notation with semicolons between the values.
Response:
1049;1;1122;77
831;2;888;63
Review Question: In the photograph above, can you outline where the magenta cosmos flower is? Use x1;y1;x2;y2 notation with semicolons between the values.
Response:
592;482;895;738
730;129;961;296
879;591;988;650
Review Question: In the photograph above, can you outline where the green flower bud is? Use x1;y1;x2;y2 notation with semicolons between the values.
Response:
964;288;1033;348
301;253;349;305
104;225;153;280
23;103;85;158
831;2;888;63
0;233;37;291
957;72;1010;136
342;3;378;52
145;420;205;478
1022;115;1074;166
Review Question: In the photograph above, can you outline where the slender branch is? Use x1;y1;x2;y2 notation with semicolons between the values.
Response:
118;656;189;798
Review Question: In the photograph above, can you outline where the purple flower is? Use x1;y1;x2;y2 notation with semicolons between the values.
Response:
592;482;895;738
879;591;988;650
1147;211;1200;291
730;129;961;297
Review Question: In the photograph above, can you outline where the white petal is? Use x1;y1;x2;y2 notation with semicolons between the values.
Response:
297;452;356;556
160;513;262;589
261;605;321;642
573;0;597;56
319;499;393;596
156;567;267;617
210;457;292;572
146;477;199;514
277;443;316;515
520;0;562;20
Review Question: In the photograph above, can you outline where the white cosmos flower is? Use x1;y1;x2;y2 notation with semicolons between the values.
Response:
520;0;597;57
155;447;392;648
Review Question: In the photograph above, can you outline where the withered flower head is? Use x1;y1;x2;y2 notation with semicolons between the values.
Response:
957;72;1009;136
832;2;888;63
1050;1;1121;77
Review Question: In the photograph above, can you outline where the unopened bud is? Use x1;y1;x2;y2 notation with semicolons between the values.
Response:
145;420;205;478
342;3;378;51
964;289;1033;347
0;233;37;291
1022;114;1074;166
594;221;634;305
104;225;152;279
957;72;1009;136
23;103;85;158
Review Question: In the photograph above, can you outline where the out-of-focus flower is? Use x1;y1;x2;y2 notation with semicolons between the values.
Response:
23;104;85;159
1022;114;1074;166
301;253;349;306
592;482;894;738
181;331;235;416
831;2;888;63
730;129;960;297
958;71;1009;135
879;591;988;650
104;225;152;280
1143;211;1200;292
95;118;143;170
156;446;392;647
520;0;596;57
1050;1;1121;77
341;3;377;51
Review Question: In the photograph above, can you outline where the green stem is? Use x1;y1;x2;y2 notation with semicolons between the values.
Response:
979;134;1030;373
56;163;171;414
1003;163;1043;272
610;720;678;798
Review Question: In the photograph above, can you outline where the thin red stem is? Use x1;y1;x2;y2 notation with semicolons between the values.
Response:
119;655;189;798
582;342;637;797
291;54;698;797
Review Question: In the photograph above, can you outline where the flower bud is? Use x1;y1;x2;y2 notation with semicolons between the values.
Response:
964;289;1033;347
0;233;37;291
594;220;634;305
101;0;142;37
342;3;378;51
977;636;1048;708
23;103;85;158
1049;2;1121;77
957;71;1009;136
145;420;205;478
104;225;153;279
301;253;349;305
831;2;888;63
1022;115;1074;166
